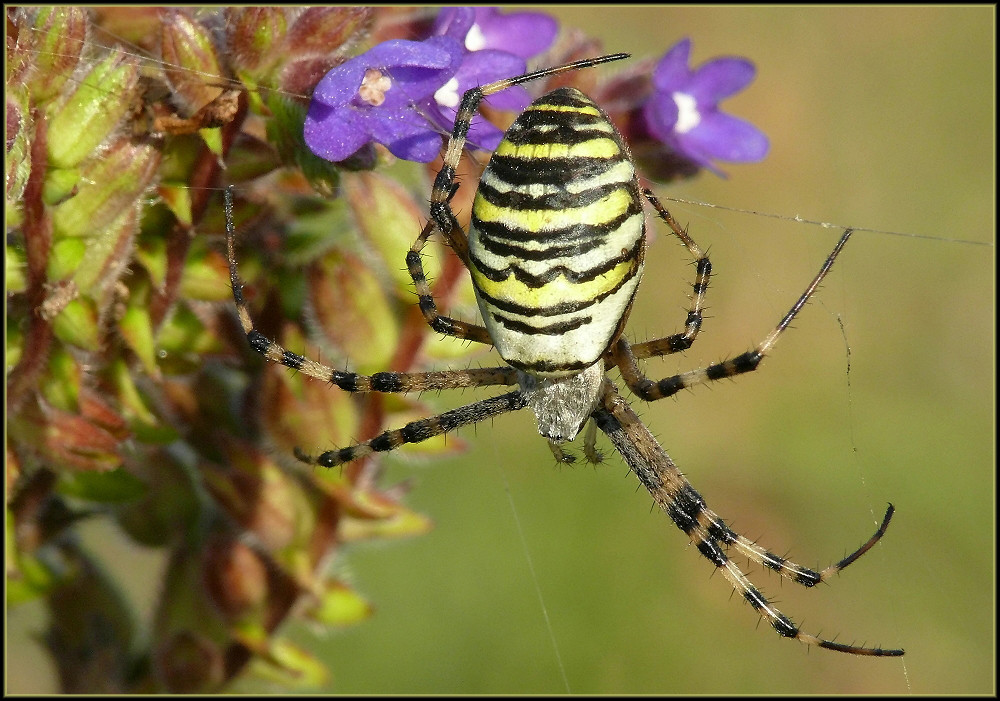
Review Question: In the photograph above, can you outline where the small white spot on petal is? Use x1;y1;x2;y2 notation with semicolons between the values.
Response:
465;24;486;52
672;92;701;134
435;77;460;109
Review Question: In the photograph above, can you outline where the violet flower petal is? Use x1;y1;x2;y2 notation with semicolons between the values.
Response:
469;8;558;58
304;104;372;162
432;7;475;44
641;93;680;144
651;38;694;92
687;57;757;103
678;111;769;164
450;49;528;111
642;37;769;172
367;107;449;162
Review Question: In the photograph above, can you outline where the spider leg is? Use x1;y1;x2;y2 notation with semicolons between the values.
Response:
406;218;493;345
615;228;853;401
592;380;903;656
546;422;604;465
296;390;527;468
225;188;518;392
616;191;712;361
582;419;604;464
547;439;575;464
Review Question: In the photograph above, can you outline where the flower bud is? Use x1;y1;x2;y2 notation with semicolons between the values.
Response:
159;10;224;117
6;94;31;215
263;95;339;197
342;171;440;292
6;244;28;295
179;244;232;302
46;237;86;282
251;638;330;689
306;579;373;626
286;7;374;60
224;7;289;79
156;183;192;227
51;138;159;240
8;7;87;104
203;443;315;552
201;537;269;623
12;389;125;472
50;295;100;351
46;49;140;169
118;289;159;377
155;630;225;694
115;448;197;548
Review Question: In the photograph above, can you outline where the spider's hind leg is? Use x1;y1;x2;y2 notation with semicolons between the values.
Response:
705;503;897;589
593;380;903;656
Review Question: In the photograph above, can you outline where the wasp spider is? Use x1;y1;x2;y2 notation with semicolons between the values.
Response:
226;53;902;657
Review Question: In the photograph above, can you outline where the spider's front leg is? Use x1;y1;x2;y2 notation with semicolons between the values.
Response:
617;227;853;401
405;64;507;347
405;218;493;346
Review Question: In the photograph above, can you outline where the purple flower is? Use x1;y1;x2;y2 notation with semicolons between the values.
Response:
433;7;558;61
426;7;559;152
642;38;768;174
304;37;463;163
304;8;560;164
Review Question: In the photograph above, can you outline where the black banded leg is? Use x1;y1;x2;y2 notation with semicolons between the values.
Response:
296;390;528;468
626;190;712;359
702;502;897;589
407;219;494;345
225;188;516;392
592;380;902;657
616;228;854;401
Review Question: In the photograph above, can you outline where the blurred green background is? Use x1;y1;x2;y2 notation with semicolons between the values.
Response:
8;6;993;694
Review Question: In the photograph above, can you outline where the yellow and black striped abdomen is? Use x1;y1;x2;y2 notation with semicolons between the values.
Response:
468;87;645;378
